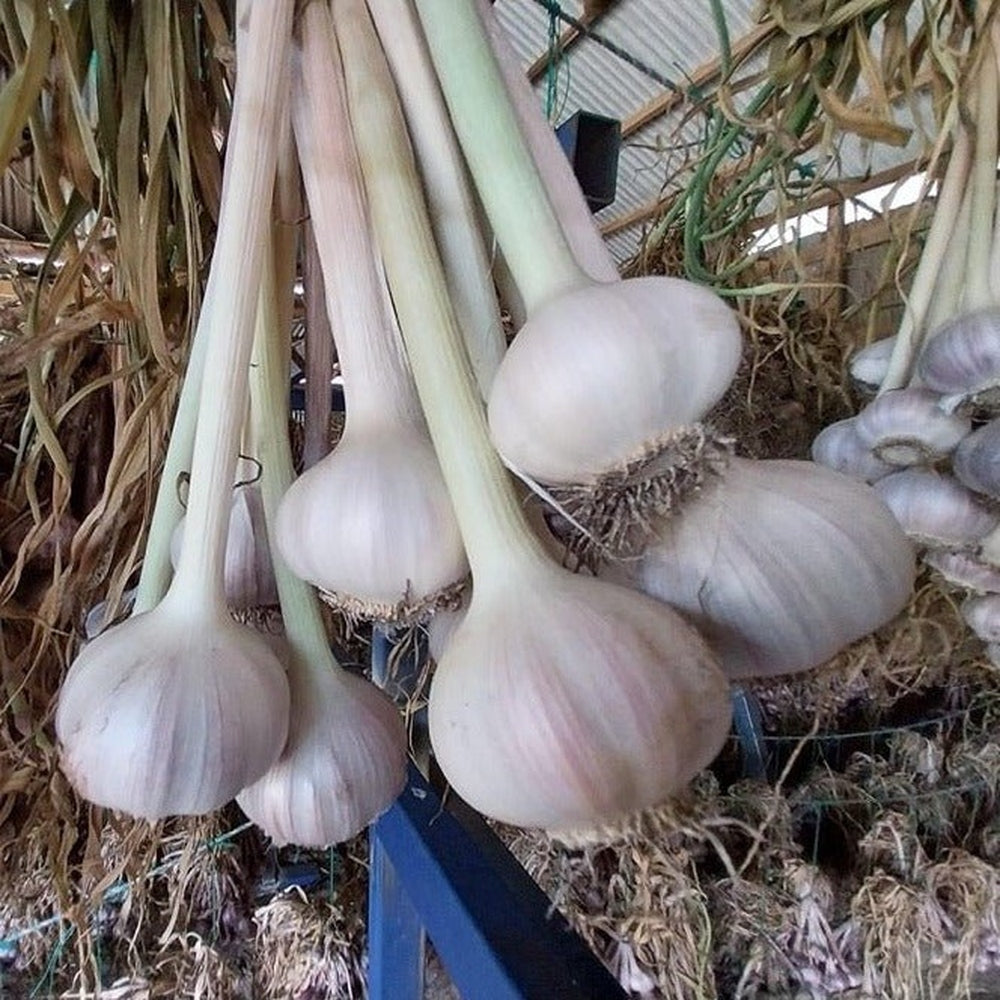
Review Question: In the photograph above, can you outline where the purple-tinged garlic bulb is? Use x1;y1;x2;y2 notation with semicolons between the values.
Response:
872;470;998;549
850;336;896;395
923;549;1000;593
917;308;1000;409
854;388;969;466
953;419;1000;497
611;458;915;679
811;418;894;483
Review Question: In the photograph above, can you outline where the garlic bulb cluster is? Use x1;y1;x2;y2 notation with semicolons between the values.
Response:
854;388;970;466
607;459;915;679
811;418;893;483
487;276;743;484
171;482;277;609
872;470;997;549
56;595;290;818
917;308;1000;408
429;563;731;829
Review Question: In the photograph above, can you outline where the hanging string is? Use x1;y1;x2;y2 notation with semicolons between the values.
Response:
544;1;561;121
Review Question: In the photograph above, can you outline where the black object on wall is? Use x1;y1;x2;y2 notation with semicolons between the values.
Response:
555;111;621;212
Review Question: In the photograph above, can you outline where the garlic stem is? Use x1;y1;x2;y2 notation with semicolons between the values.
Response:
334;0;546;584
167;0;293;613
366;0;507;397
413;0;590;314
964;31;998;313
474;0;619;284
132;288;212;614
924;172;974;336
292;1;418;430
303;223;334;469
880;113;970;392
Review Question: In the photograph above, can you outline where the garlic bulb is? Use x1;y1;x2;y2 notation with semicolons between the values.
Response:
237;660;405;847
488;277;743;484
923;549;1000;593
872;470;997;548
962;595;1000;642
276;423;467;616
614;458;915;679
274;1;467;620
56;597;290;818
854;388;969;465
953;418;1000;497
850;336;896;394
171;482;277;608
917;308;1000;403
810;418;893;483
429;563;731;830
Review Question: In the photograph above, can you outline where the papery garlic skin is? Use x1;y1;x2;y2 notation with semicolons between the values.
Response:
275;424;468;612
872;470;998;549
487;276;742;484
237;666;406;847
617;459;915;679
55;603;290;819
428;566;731;830
917;308;1000;397
171;483;278;609
854;388;970;466
953;419;1000;497
811;418;893;483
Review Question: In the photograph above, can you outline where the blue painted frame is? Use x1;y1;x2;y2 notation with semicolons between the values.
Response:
368;764;629;1000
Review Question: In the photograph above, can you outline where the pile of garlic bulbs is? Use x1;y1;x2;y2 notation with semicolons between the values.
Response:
812;10;1000;664
55;0;920;841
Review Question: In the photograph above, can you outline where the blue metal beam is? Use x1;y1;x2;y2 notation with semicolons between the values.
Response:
370;765;628;1000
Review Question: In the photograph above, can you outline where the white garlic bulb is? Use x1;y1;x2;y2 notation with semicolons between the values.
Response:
854;388;970;465
917;308;1000;401
962;595;1000;643
872;470;997;549
923;549;1000;593
171;483;278;608
56;595;290;818
613;458;915;679
811;417;893;483
487;276;742;484
428;563;732;830
953;419;1000;497
850;336;896;394
276;423;468;617
237;662;406;847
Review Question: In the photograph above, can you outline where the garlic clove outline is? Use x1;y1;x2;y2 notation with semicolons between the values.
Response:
853;388;970;466
611;458;915;679
487;276;743;485
850;336;896;395
428;562;732;831
922;548;1000;593
55;598;290;819
171;482;278;609
810;417;894;483
872;469;998;549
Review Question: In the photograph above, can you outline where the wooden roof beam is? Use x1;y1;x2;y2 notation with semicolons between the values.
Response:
525;0;621;83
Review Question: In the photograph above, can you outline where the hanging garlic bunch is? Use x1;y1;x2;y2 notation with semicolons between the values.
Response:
273;1;467;623
337;0;731;831
55;0;294;819
603;458;915;679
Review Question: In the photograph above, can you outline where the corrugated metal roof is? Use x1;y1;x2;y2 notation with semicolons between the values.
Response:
493;1;928;264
